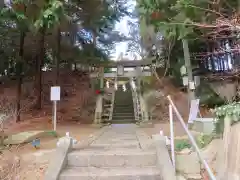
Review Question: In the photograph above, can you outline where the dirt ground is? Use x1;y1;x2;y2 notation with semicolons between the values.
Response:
0;73;213;180
0;70;97;180
143;122;187;137
0;121;98;180
0;121;188;180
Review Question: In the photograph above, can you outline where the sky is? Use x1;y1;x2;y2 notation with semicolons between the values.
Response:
112;0;138;61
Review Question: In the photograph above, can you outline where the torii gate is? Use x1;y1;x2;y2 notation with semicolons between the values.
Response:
90;58;153;90
91;58;154;125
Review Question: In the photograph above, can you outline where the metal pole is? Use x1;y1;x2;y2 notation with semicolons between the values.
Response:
169;104;176;171
182;39;195;106
53;101;57;131
167;95;216;180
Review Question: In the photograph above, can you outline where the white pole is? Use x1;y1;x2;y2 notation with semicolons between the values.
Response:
167;95;216;180
53;101;57;131
169;104;176;171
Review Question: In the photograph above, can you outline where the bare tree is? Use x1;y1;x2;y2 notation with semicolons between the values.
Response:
126;19;146;59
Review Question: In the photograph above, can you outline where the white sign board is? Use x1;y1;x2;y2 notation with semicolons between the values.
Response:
117;65;124;76
188;99;200;124
50;86;61;101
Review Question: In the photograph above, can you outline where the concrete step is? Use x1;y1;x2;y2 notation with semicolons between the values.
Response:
68;149;157;167
111;119;135;122
111;121;136;124
111;117;135;120
89;142;140;149
112;114;134;116
59;167;161;180
112;112;134;115
112;113;134;116
113;109;134;112
112;114;134;117
110;118;135;121
114;104;133;106
113;107;134;109
112;115;135;118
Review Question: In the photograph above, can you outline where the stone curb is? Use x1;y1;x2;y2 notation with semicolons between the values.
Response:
44;125;110;180
73;125;110;149
136;129;154;150
152;134;177;180
44;137;73;180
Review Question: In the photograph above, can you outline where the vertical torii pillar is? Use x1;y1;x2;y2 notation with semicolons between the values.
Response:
100;66;104;89
136;66;142;91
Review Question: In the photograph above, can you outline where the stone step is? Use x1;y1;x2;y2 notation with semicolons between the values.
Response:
114;107;134;109
112;114;134;116
112;112;134;115
111;119;135;123
68;150;157;167
113;109;134;112
59;167;161;180
113;107;134;109
90;142;140;149
110;119;136;123
114;103;133;105
112;113;134;116
112;112;134;118
111;117;135;120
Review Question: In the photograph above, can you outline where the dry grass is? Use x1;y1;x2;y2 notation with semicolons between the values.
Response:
0;145;21;180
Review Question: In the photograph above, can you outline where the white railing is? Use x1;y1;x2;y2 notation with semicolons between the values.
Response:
167;95;216;180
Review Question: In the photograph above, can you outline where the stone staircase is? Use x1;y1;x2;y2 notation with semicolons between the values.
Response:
58;125;161;180
110;85;135;124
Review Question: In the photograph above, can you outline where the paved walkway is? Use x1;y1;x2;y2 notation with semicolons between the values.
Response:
90;124;141;149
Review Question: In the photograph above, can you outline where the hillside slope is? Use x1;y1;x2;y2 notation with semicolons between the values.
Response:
151;76;212;122
1;70;96;133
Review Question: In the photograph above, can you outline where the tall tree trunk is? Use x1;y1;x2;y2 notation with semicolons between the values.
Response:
55;27;61;85
16;30;25;122
16;4;26;122
35;27;45;109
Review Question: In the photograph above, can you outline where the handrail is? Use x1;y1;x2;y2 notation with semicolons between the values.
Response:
167;95;216;180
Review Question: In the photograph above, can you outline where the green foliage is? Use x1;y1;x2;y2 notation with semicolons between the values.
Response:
175;139;191;151
214;103;240;134
1;0;28;31
168;57;184;87
0;0;129;76
196;134;214;148
141;76;155;93
175;134;214;151
45;130;58;137
33;0;64;31
138;0;197;40
195;82;225;108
